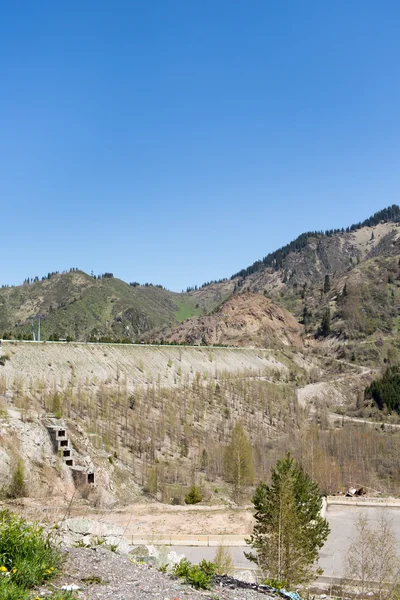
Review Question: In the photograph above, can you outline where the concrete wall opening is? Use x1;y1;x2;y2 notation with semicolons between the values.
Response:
66;459;73;466
63;450;71;457
60;440;68;447
87;473;95;484
58;430;66;437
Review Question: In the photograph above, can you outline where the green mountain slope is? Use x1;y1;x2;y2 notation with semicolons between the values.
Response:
0;271;234;341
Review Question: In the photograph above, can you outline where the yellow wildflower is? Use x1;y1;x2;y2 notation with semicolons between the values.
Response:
12;568;17;573
0;565;7;572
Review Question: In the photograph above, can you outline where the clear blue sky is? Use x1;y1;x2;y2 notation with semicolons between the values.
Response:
1;2;400;291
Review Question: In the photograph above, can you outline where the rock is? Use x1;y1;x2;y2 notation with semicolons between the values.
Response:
59;518;131;554
130;545;150;557
61;584;81;591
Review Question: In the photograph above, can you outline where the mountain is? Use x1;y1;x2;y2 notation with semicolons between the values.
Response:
2;204;400;351
0;270;234;342
144;206;400;354
148;292;303;348
231;204;400;289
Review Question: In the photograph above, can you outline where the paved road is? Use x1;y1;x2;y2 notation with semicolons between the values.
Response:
171;505;400;579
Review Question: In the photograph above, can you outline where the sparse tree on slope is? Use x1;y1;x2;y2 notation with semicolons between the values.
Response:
223;421;255;503
318;307;331;337
245;453;330;587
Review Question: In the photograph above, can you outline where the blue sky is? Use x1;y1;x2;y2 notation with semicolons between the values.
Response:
1;2;400;291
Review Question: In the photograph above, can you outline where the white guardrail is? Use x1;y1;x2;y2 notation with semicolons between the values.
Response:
327;496;400;507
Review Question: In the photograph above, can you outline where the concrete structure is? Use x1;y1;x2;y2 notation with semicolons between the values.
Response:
45;419;95;486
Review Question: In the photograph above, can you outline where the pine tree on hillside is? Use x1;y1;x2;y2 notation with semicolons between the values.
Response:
245;454;330;586
323;275;331;294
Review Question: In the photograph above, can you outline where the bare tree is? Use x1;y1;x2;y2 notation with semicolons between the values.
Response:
344;512;400;600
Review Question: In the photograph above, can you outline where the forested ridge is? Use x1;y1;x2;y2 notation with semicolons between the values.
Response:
365;365;400;414
231;204;400;281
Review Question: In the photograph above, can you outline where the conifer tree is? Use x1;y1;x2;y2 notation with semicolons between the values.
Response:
245;454;330;586
318;307;331;337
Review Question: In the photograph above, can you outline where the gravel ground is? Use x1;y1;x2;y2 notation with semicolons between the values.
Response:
38;547;277;600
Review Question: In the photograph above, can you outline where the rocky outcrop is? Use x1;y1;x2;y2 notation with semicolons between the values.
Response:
151;293;303;348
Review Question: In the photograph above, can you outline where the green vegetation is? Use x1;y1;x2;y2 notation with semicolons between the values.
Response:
184;484;203;504
6;458;26;499
175;298;203;322
173;558;216;590
318;307;331;338
0;510;65;598
0;270;232;342
213;544;234;575
365;366;400;413
223;421;255;502
245;454;330;586
231;204;400;281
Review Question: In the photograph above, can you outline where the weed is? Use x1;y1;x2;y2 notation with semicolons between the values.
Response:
49;592;80;600
81;575;106;585
7;458;26;499
173;557;216;590
213;544;234;575
0;510;63;591
0;578;29;600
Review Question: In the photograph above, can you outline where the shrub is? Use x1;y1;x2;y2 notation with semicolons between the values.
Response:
184;484;203;505
7;458;26;499
213;544;234;575
0;354;10;367
0;510;64;589
173;557;216;590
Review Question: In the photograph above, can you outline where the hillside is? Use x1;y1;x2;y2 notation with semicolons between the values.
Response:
0;341;313;505
2;339;400;507
4;206;400;508
3;206;400;351
149;292;303;348
232;205;400;288
0;271;234;342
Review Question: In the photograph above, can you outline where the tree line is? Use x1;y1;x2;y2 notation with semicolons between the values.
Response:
230;204;400;282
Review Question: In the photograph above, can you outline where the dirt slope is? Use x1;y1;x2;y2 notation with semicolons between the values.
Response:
150;293;303;348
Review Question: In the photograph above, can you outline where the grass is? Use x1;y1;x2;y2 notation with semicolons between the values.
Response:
0;510;71;599
0;270;229;342
175;298;203;322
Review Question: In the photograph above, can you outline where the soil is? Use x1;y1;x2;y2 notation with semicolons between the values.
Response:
15;499;254;538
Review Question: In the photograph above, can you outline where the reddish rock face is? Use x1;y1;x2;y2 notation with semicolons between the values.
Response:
152;293;303;348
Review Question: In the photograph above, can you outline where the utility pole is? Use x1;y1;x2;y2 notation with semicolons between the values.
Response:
38;316;41;342
31;320;36;342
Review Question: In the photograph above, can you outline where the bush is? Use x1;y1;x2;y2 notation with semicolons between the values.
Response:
0;355;10;367
0;510;64;589
173;557;216;590
7;458;26;499
184;484;203;505
213;544;234;575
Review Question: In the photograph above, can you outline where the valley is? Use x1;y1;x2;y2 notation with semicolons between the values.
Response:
3;207;400;592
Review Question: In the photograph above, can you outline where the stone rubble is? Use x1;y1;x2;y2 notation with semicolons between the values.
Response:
40;546;279;600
